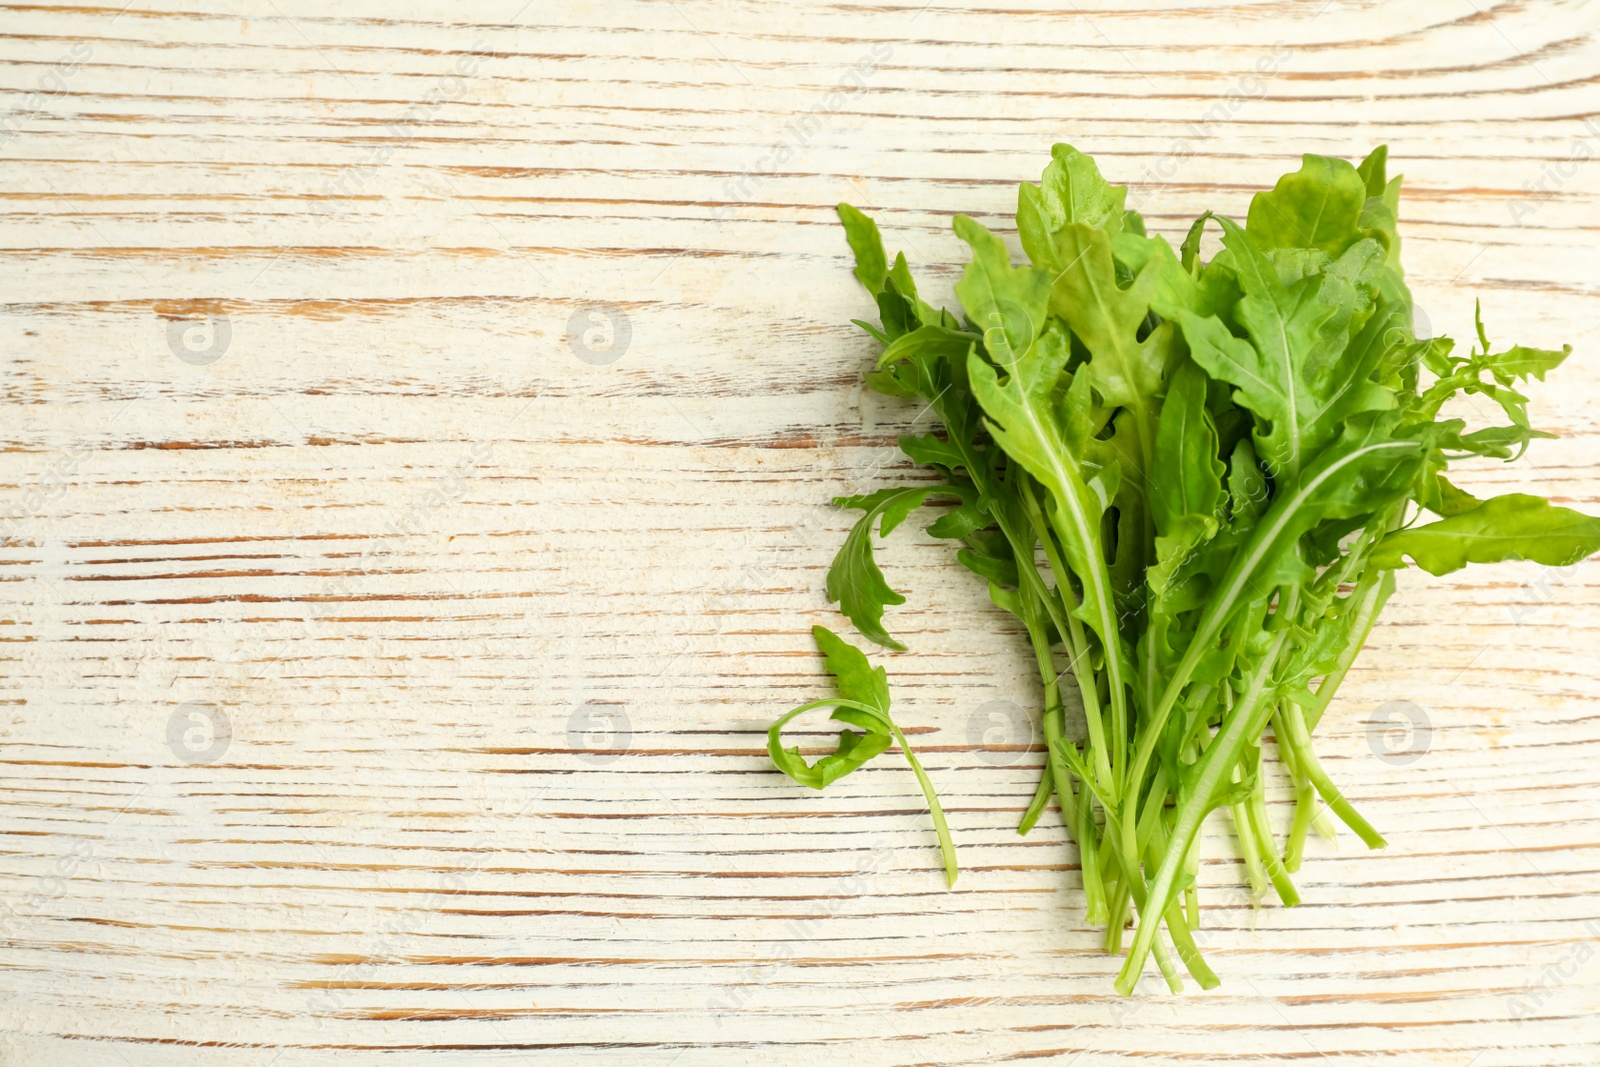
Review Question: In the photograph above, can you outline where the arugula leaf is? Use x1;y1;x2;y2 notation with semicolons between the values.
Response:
1149;359;1226;594
1371;494;1600;575
813;622;891;714
1489;344;1571;383
952;214;1051;366
1355;144;1389;198
1245;152;1370;255
836;202;889;292
1424;474;1482;518
827;485;970;650
1018;142;1128;275
767;626;958;885
1045;223;1165;412
1186;217;1392;479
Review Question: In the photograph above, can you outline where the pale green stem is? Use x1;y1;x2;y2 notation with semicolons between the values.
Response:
1115;627;1289;994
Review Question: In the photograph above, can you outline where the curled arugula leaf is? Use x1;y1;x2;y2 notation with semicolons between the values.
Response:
768;626;958;886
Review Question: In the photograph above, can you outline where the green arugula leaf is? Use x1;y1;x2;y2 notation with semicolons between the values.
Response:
1488;344;1571;383
1371;494;1600;575
1355;145;1388;198
1184;217;1392;479
1044;222;1166;412
1419;473;1482;517
1149;359;1226;594
1018;142;1128;274
1228;438;1269;525
898;432;968;471
1112;228;1228;321
827;485;969;650
813;623;891;714
837;202;889;292
767;626;958;885
1246;152;1370;255
952;214;1051;366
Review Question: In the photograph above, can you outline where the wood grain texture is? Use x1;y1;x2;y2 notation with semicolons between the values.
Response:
1;0;1599;1063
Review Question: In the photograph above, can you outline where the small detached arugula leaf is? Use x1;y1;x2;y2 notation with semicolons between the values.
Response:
826;485;975;651
773;144;1600;992
768;626;957;885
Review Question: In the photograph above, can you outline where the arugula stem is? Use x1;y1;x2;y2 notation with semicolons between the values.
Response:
1078;780;1109;925
1305;569;1394;731
1131;440;1419;817
1162;894;1218;989
1104;876;1131;955
1107;810;1184;991
1141;759;1204;866
1245;770;1300;906
1313;808;1339;842
776;696;959;886
1283;778;1318;873
1019;478;1116;792
1018;553;1080;832
1229;796;1269;900
1274;706;1318;872
1018;574;1121;925
1184;841;1200;932
1115;627;1289;995
1017;767;1053;836
1110;812;1218;990
1035;489;1131;790
886;718;961;887
1150;923;1184;994
1277;700;1386;850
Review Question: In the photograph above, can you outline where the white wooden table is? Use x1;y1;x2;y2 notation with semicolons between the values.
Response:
3;2;1599;1063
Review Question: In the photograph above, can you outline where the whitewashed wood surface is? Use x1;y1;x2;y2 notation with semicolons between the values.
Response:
2;1;1599;1063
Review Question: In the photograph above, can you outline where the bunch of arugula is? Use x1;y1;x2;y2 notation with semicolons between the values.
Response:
767;145;1600;993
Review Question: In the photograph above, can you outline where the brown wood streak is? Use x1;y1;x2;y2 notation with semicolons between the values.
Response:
0;0;1598;1064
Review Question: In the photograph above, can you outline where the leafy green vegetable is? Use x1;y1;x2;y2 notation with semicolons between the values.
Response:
771;145;1600;993
826;484;974;650
767;626;958;885
1371;494;1600;575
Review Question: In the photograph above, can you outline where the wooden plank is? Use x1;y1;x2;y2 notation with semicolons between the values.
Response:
1;0;1598;1063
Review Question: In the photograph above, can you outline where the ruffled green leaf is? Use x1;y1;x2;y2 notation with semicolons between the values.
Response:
1371;494;1600;576
767;627;958;885
1245;153;1370;256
